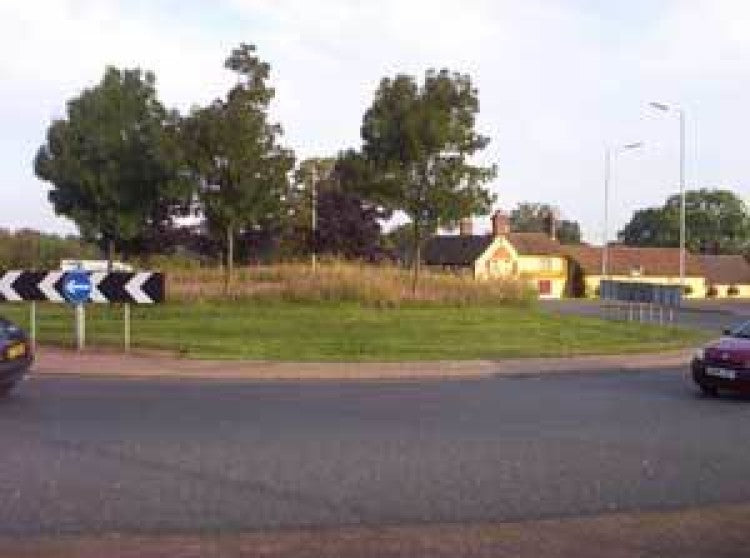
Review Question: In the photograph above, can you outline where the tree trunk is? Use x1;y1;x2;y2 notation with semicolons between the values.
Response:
411;219;421;296
225;224;234;296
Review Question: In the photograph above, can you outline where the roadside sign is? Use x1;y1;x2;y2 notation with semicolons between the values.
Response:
62;271;92;305
0;271;165;304
0;269;166;353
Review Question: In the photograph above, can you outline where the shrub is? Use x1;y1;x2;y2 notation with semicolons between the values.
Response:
728;285;740;297
166;261;537;307
707;285;718;298
136;253;208;271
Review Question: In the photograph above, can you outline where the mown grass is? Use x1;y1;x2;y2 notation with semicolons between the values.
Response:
0;301;708;362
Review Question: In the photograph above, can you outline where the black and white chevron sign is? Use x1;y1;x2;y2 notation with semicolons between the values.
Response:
0;271;165;304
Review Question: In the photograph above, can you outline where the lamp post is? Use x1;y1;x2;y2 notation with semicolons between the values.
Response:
603;142;643;278
650;102;686;287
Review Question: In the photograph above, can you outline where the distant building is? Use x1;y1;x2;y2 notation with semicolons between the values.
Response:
60;259;133;272
699;255;750;298
422;212;750;300
422;212;568;299
561;245;705;298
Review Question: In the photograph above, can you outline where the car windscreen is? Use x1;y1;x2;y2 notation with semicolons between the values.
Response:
729;321;750;338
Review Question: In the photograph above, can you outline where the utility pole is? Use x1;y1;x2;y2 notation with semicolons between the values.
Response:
311;165;318;272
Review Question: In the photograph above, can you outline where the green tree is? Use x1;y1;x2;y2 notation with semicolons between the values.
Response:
183;43;295;291
34;67;183;267
360;69;496;291
0;229;98;269
618;189;750;254
282;156;390;261
281;158;336;258
509;203;581;244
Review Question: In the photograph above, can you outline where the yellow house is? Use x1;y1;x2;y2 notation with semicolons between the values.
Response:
421;215;750;300
422;212;568;299
562;245;706;298
699;255;750;298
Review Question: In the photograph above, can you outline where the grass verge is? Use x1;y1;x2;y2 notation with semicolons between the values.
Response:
0;301;708;362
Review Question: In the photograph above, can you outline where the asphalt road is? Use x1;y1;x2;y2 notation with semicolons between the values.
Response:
543;299;750;332
2;369;750;538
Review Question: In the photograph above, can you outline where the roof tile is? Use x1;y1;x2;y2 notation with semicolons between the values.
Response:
699;255;750;285
562;245;704;277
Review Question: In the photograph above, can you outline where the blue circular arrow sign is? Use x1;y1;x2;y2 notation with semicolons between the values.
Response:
62;271;92;305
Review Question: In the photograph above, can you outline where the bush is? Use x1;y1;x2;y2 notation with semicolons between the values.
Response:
707;285;718;298
135;253;209;271
728;285;740;297
166;262;537;307
0;229;98;269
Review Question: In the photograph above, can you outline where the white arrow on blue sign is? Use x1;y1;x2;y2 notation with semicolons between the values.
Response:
62;272;93;305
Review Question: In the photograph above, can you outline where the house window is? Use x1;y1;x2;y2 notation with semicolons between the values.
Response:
538;279;552;295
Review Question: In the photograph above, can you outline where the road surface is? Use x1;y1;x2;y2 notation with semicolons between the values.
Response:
2;368;750;542
544;298;750;332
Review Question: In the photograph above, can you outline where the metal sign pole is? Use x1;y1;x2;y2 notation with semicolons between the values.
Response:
75;304;85;351
30;302;36;350
124;303;131;351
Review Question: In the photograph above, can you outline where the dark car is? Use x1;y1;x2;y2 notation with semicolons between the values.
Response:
0;317;33;396
692;321;750;396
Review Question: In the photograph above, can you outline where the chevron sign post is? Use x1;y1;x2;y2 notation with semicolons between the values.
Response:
0;271;165;351
0;271;165;304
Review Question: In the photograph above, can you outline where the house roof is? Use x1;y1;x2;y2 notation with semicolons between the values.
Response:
422;235;494;266
699;255;750;285
422;232;564;266
562;245;704;277
507;232;564;256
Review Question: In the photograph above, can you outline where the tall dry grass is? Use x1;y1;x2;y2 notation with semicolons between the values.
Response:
166;261;536;307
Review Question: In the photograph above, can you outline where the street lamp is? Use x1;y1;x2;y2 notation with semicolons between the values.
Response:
650;101;686;287
603;141;644;277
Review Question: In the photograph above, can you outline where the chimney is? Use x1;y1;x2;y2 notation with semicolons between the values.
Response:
491;211;510;237
459;218;474;236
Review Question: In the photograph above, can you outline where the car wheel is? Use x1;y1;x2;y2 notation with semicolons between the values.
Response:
699;384;719;397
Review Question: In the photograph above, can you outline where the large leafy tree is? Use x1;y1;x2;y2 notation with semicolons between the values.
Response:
34;67;184;266
618;189;750;254
183;43;294;291
360;69;496;290
283;157;388;261
510;202;581;244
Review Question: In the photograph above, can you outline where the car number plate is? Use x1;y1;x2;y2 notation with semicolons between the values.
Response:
706;367;736;380
7;344;26;360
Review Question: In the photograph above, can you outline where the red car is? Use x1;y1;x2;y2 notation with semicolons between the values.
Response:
692;323;750;396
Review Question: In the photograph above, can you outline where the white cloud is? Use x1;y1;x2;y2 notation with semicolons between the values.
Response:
0;0;748;241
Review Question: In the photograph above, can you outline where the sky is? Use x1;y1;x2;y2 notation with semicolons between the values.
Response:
1;0;749;243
